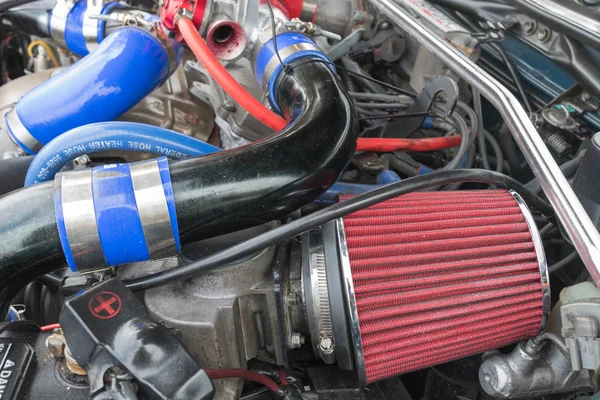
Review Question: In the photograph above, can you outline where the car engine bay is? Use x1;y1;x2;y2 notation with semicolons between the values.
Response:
1;0;600;398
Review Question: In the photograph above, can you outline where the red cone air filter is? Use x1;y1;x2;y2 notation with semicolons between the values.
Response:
338;189;549;384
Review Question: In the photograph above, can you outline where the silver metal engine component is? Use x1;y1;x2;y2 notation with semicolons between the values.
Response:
197;0;260;62
479;282;600;398
368;0;600;288
479;336;593;398
561;283;600;375
393;0;478;96
127;225;283;399
299;0;362;37
0;61;215;158
186;4;287;144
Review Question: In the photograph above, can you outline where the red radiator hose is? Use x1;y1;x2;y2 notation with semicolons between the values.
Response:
205;368;281;393
177;18;288;132
356;135;462;152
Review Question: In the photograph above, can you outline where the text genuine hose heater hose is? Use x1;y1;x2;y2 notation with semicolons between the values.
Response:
0;59;359;316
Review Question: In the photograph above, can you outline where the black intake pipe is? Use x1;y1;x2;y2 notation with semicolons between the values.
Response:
0;60;359;315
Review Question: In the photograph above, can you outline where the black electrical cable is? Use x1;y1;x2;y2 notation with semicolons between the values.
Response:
483;129;504;173
264;0;285;70
442;112;469;171
525;153;584;195
548;251;579;274
282;57;417;97
473;89;491;170
353;102;409;110
357;111;430;121
493;44;533;114
124;169;554;292
451;11;534;114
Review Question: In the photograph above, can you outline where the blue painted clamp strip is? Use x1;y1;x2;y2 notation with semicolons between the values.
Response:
54;157;180;271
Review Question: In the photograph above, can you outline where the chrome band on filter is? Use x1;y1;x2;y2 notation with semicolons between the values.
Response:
509;189;551;330
54;157;180;272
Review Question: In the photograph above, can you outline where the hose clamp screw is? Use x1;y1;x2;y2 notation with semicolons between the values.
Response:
319;337;334;352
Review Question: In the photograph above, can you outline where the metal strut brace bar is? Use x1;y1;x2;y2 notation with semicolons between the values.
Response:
369;0;600;286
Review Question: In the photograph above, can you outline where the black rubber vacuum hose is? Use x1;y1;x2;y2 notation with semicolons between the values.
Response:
0;60;358;316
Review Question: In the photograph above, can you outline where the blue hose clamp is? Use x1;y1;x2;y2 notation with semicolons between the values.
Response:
51;0;123;56
54;157;180;272
254;32;334;113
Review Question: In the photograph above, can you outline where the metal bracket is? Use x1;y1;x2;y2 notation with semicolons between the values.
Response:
381;75;459;138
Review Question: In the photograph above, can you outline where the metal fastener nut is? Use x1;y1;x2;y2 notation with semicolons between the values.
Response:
46;332;66;358
523;20;537;36
73;154;91;168
222;99;236;112
537;28;552;43
290;332;305;349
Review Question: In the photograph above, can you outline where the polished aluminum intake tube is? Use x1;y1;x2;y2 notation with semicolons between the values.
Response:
367;0;600;286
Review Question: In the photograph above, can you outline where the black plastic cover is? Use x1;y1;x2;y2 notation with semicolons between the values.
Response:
0;336;34;399
59;278;214;400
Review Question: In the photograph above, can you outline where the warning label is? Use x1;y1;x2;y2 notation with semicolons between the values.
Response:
88;291;122;319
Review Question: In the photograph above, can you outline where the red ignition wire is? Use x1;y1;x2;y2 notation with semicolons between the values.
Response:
40;323;61;332
177;18;288;132
205;368;281;393
279;368;289;385
356;135;462;152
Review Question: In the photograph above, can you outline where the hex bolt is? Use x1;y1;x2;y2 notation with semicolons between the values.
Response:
537;28;552;43
73;154;91;168
379;21;390;30
353;11;365;22
289;332;305;349
523;20;537;36
222;99;236;112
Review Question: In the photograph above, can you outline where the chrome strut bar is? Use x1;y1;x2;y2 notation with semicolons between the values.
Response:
368;0;600;286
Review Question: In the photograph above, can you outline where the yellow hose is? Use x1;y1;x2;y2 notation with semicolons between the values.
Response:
27;40;60;68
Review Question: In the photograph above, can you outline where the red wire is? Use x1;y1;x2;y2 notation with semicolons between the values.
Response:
205;368;281;393
40;323;61;332
279;368;289;385
356;135;462;153
177;18;288;132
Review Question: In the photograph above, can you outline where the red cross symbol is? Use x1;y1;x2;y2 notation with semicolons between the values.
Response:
88;291;122;319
